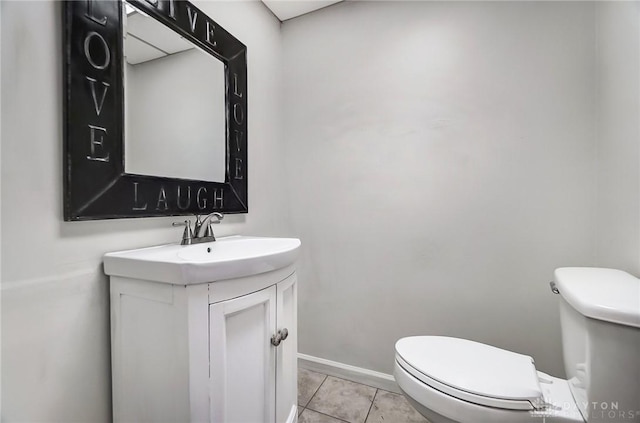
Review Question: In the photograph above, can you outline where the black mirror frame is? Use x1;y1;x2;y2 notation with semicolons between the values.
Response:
63;0;248;221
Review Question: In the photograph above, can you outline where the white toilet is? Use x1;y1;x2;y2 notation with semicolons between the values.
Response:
394;267;640;423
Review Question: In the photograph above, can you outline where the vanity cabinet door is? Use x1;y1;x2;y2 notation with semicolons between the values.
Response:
276;275;298;423
209;286;277;423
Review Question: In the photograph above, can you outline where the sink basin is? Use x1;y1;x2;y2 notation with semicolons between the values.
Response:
103;236;301;284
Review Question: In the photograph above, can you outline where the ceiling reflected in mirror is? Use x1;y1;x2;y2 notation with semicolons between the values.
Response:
123;2;226;182
261;0;343;21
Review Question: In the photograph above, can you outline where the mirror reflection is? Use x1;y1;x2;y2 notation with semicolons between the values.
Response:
123;2;226;182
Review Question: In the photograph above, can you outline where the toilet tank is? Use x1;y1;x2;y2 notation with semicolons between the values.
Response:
555;268;640;422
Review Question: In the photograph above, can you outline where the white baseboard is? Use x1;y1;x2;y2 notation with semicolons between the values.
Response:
297;353;401;394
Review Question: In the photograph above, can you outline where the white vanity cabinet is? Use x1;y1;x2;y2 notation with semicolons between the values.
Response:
108;264;298;423
210;274;297;423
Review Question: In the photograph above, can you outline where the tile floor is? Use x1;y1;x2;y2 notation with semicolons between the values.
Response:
297;368;429;423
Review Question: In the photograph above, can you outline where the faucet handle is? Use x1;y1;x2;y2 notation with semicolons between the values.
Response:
172;220;194;245
203;223;215;239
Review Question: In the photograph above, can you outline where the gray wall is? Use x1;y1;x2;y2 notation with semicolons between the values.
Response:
1;1;285;421
594;1;640;276
282;1;599;378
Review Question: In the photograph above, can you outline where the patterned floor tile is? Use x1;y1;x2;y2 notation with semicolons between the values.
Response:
307;376;377;423
365;390;429;423
300;408;350;423
299;368;328;407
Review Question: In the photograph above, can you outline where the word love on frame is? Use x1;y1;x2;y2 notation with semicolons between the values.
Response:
63;0;248;220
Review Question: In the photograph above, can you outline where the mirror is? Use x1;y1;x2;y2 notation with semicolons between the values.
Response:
63;0;248;220
123;3;226;182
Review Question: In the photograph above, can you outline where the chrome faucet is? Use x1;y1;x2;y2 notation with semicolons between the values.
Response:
194;212;224;239
172;212;224;245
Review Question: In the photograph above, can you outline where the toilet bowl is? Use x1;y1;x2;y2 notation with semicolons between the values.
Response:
394;268;640;423
394;336;583;423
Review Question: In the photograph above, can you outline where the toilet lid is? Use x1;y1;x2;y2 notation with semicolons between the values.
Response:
395;336;544;410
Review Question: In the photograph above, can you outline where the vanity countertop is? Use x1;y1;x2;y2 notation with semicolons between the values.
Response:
103;235;301;285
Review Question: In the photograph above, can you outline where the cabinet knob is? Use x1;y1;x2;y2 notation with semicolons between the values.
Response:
271;333;282;347
271;328;289;347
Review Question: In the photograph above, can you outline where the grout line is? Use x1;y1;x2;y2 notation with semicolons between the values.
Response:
363;389;378;423
304;373;328;408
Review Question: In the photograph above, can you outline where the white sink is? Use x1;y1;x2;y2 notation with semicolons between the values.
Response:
103;236;301;284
